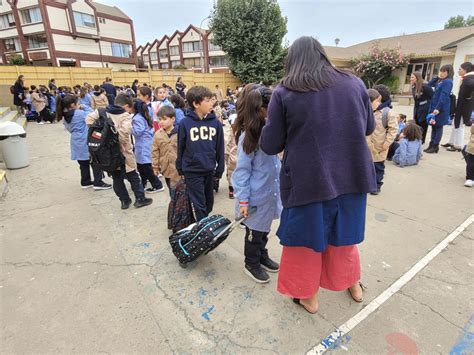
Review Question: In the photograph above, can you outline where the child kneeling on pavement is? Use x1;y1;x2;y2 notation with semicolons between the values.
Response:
232;84;282;284
86;94;153;209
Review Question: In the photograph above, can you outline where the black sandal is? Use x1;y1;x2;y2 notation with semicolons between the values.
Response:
293;298;318;314
348;282;367;303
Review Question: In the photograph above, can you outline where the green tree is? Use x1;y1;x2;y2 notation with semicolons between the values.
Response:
9;55;25;66
466;15;474;26
351;44;411;88
444;15;468;29
209;0;287;84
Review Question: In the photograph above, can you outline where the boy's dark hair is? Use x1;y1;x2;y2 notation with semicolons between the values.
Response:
460;62;473;73
138;86;152;99
115;93;133;107
399;113;407;122
372;84;391;102
186;86;213;110
157;105;176;119
30;85;37;90
169;94;185;109
403;122;422;142
367;89;381;102
56;94;77;122
440;64;454;79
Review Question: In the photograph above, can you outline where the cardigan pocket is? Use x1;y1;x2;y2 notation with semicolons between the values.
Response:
281;152;292;191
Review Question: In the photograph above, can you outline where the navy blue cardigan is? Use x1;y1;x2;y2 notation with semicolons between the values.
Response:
260;73;377;208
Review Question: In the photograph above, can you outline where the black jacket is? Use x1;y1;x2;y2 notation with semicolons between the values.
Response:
412;83;433;123
13;80;24;106
454;73;474;128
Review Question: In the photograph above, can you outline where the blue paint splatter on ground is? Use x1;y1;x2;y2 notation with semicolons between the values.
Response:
450;315;474;354
136;242;150;248
202;305;215;321
198;287;208;305
320;330;351;351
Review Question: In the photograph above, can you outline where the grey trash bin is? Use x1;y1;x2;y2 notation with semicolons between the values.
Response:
0;122;29;169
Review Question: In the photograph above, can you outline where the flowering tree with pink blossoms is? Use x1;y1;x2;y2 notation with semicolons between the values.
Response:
351;44;411;87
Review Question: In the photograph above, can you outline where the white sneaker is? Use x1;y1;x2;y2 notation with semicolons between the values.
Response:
464;180;474;188
36;121;44;125
45;121;51;124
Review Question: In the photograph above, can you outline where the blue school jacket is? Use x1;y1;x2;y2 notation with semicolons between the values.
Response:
429;78;453;127
132;113;154;164
393;139;422;167
63;109;91;161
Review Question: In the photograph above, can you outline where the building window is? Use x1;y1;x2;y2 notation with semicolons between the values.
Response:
209;56;228;67
27;34;48;49
208;41;221;52
111;42;132;58
0;13;15;29
73;11;96;28
169;45;179;56
182;41;202;53
150;52;157;61
143;54;149;63
184;58;202;67
159;49;168;59
171;60;181;68
161;63;169;69
4;37;21;52
20;7;42;25
98;18;106;24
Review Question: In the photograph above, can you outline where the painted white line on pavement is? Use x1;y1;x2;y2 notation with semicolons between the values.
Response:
307;214;474;355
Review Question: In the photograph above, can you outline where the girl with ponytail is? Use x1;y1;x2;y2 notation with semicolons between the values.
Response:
231;84;282;284
57;94;110;190
131;99;164;193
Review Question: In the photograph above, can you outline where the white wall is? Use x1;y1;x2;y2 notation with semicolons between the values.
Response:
181;28;201;43
98;19;131;41
47;6;70;31
22;22;44;35
53;34;99;54
0;27;19;39
0;1;12;12
169;34;179;46
452;37;474;93
16;0;39;9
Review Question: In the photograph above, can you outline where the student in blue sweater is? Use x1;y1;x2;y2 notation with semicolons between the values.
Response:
130;99;164;193
425;65;454;154
392;123;423;167
176;86;225;221
232;84;282;284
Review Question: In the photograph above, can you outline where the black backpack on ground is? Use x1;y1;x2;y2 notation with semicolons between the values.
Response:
88;108;124;172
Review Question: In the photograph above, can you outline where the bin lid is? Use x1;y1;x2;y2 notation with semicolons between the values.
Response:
0;121;26;137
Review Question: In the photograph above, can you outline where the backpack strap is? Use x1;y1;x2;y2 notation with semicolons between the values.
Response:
381;107;390;130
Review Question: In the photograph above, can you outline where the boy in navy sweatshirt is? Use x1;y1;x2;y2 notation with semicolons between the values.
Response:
176;86;225;221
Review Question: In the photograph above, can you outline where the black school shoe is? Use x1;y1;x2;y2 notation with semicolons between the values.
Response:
261;257;279;273
244;265;270;284
134;197;153;208
121;199;132;210
93;181;112;190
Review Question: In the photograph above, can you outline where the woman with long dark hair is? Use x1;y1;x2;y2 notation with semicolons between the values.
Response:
424;65;454;154
410;72;433;144
260;36;376;313
13;75;25;114
175;77;186;99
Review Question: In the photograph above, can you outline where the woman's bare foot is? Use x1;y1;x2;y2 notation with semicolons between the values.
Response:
300;293;319;313
348;282;364;302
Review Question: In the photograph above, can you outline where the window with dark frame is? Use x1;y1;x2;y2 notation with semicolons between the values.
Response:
27;34;48;49
0;13;15;29
73;11;96;28
4;37;21;52
20;7;42;24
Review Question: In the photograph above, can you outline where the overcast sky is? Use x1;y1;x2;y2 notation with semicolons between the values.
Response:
99;0;472;47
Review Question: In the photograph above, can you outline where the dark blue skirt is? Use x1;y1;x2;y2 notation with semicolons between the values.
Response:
277;193;367;253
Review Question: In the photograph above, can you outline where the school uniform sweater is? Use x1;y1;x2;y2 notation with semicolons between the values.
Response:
176;110;225;178
132;113;154;164
393;139;422;167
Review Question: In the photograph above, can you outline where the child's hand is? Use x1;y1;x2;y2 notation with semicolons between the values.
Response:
429;119;436;125
240;206;249;218
433;109;439;115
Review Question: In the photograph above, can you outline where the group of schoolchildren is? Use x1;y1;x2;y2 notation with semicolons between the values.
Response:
31;63;470;284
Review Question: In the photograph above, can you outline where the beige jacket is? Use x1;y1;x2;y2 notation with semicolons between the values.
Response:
31;92;46;112
152;128;180;186
91;94;108;109
86;110;137;172
367;108;398;162
467;125;474;155
223;121;237;185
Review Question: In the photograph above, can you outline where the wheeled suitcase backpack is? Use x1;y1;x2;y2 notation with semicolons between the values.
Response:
169;209;253;267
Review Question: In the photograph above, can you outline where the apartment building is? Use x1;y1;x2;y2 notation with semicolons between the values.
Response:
138;24;229;73
0;0;137;69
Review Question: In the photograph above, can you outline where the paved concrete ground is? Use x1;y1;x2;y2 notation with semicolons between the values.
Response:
1;103;473;354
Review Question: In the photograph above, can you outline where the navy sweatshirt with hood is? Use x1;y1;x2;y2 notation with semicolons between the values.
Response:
176;110;225;178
